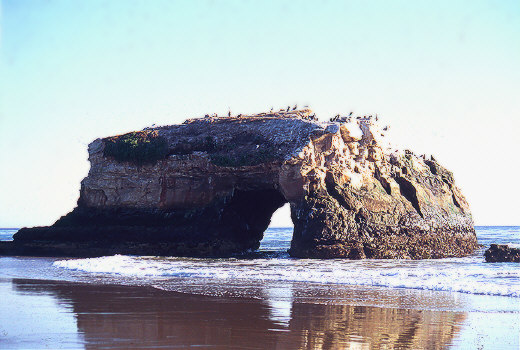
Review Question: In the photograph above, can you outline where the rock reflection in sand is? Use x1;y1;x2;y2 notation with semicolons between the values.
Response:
11;279;465;349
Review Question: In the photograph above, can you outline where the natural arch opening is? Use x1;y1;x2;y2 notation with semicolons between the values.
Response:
220;188;288;251
269;203;293;228
260;203;294;253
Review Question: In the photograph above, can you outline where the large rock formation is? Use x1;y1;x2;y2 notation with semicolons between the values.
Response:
2;109;477;258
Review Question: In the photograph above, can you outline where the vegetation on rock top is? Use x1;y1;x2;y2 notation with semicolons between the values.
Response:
103;131;168;165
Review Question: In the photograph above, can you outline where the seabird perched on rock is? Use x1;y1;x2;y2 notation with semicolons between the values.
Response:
237;114;242;118
349;112;353;116
228;111;231;117
286;106;290;112
292;104;297;110
204;114;210;118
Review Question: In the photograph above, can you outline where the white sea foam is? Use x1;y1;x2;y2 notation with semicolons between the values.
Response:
53;254;520;298
504;242;520;249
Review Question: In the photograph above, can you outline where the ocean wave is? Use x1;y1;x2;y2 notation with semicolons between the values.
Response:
53;254;520;298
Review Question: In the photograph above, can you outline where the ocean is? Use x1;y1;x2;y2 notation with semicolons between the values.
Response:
5;227;517;297
1;227;519;300
1;226;519;349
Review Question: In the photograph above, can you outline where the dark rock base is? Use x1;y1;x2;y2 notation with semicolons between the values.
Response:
484;244;520;263
289;230;478;259
3;188;286;258
288;194;478;259
0;237;246;258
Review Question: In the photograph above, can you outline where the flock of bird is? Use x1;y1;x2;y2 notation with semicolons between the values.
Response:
200;106;386;126
329;112;381;123
203;105;316;120
175;106;440;165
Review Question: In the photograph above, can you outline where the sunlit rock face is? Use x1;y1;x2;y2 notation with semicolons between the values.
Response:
9;109;477;258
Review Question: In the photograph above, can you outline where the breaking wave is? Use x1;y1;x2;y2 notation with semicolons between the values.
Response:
54;249;520;298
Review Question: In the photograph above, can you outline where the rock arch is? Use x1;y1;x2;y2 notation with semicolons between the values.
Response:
4;109;478;259
219;188;288;251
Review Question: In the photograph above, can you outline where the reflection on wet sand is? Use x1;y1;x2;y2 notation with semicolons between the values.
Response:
12;279;465;349
289;303;465;350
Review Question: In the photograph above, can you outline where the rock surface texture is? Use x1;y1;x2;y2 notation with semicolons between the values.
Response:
3;109;477;258
484;244;520;263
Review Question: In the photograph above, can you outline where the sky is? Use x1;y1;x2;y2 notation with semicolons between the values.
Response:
0;0;519;227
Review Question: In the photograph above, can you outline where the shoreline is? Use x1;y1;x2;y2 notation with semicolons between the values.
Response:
1;266;519;349
1;226;519;349
0;277;470;349
1;254;519;313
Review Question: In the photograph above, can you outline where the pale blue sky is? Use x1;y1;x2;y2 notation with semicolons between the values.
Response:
1;0;519;227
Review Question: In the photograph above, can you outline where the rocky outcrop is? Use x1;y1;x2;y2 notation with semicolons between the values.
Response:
484;244;520;263
2;109;478;258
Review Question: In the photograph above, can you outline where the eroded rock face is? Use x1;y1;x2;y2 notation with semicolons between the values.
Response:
6;109;477;258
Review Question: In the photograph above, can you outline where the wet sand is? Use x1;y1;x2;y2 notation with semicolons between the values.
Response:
1;277;518;349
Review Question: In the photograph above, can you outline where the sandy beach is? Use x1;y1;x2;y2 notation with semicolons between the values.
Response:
1;270;518;349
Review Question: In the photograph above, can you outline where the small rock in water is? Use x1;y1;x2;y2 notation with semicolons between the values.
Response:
484;244;520;263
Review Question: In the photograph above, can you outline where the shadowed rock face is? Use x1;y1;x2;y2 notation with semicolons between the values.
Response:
485;244;520;263
5;109;477;258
